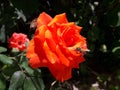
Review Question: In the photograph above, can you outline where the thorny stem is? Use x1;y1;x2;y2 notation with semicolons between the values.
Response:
17;53;28;78
17;63;27;77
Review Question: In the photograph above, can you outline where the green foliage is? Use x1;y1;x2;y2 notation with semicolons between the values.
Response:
0;47;7;53
0;51;45;90
0;75;6;90
9;71;25;90
10;0;39;16
24;77;45;90
8;71;45;90
0;54;13;65
0;0;120;89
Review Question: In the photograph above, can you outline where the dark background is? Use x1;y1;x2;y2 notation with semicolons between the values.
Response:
0;0;120;90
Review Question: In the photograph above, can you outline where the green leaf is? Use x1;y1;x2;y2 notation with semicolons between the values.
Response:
10;0;39;15
24;77;45;90
116;12;120;26
112;46;120;56
24;78;36;90
2;64;19;77
0;47;7;53
21;59;34;76
9;71;25;90
0;79;5;90
32;77;45;90
0;74;6;90
112;46;120;53
0;25;6;43
0;54;13;65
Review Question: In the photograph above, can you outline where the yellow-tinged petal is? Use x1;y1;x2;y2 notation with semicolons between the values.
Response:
43;41;59;64
45;30;57;52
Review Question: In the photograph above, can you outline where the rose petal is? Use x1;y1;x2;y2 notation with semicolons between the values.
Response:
8;32;29;51
45;29;57;50
43;41;59;64
48;13;68;26
49;65;72;82
56;45;70;66
37;12;52;27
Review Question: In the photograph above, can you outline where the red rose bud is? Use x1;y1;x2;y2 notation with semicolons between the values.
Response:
8;32;29;51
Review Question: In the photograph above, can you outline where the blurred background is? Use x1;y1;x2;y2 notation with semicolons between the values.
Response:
0;0;120;90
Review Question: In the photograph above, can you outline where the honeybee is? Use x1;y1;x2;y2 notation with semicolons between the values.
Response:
75;47;87;54
30;18;37;30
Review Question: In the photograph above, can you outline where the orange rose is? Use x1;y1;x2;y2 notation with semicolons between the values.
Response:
26;12;88;82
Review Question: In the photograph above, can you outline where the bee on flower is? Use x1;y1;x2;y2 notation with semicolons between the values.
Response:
75;47;90;54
